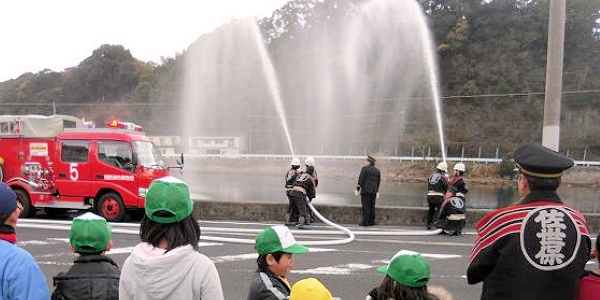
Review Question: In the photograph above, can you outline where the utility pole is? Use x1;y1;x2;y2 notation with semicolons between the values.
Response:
542;0;566;151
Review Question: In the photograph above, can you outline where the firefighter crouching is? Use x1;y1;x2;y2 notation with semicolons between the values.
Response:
435;190;466;236
435;162;469;235
288;165;317;229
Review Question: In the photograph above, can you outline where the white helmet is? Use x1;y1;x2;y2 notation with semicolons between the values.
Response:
305;156;315;166
291;157;300;166
453;162;466;172
436;162;448;172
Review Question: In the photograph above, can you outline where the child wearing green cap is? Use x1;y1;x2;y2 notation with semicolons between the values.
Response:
52;212;120;300
366;250;452;300
247;225;309;300
119;176;224;300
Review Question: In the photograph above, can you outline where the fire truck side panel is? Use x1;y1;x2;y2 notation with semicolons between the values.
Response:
57;130;169;210
54;139;92;198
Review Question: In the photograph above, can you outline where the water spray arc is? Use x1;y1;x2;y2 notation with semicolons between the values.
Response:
414;4;447;162
250;20;295;156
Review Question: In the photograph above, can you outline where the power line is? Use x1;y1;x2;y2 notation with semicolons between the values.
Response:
2;89;600;106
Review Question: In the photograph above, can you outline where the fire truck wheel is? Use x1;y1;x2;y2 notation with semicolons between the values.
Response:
15;189;33;218
97;192;126;222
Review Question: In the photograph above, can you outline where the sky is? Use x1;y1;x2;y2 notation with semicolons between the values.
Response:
0;0;289;82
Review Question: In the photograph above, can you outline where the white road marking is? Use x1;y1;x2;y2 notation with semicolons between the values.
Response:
213;253;257;263
211;247;338;264
356;237;474;247
17;240;55;246
372;253;462;265
48;238;70;243
37;261;74;266
422;253;462;259
293;263;373;275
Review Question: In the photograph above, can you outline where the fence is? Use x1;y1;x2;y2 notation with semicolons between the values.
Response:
165;153;600;167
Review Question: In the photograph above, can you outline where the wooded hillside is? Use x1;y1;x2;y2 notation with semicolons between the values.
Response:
0;0;598;159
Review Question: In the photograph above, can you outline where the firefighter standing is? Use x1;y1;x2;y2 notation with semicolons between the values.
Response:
284;158;302;226
426;162;449;229
449;162;469;197
304;157;318;224
288;164;316;229
356;155;381;226
305;156;318;187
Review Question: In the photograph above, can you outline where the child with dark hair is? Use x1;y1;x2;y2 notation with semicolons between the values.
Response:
52;212;120;300
574;231;600;300
119;176;224;300
247;225;309;300
366;250;452;300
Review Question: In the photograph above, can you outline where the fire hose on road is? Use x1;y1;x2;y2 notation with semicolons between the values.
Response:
17;199;443;246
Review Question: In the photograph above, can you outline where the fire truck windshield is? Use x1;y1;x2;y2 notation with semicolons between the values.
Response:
132;141;166;169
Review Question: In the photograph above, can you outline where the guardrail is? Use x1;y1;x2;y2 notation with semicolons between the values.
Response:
164;153;600;166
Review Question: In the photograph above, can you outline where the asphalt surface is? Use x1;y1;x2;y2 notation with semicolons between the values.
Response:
17;216;485;300
15;213;600;300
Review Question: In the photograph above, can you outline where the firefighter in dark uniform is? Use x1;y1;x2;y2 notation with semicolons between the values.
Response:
449;162;468;197
467;143;591;300
356;155;381;226
426;162;448;229
284;157;302;226
434;162;469;235
304;157;318;224
435;190;466;236
289;164;316;229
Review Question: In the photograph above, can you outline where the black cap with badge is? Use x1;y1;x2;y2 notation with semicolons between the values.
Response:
514;143;574;178
366;155;376;164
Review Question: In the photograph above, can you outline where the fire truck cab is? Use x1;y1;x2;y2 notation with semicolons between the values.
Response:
0;115;178;221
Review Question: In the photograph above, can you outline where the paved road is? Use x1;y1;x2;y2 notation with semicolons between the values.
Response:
17;217;486;300
14;215;600;300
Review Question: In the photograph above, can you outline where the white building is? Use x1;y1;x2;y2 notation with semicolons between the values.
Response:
187;136;242;155
148;136;181;156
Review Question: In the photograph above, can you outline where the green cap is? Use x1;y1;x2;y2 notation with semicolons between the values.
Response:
145;176;193;224
376;250;431;287
69;212;112;253
255;225;309;256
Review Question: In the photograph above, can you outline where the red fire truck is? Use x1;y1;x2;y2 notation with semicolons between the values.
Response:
0;115;182;221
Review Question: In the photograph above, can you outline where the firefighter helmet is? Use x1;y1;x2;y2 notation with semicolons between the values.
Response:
453;162;466;172
436;162;448;172
291;157;300;166
305;156;315;166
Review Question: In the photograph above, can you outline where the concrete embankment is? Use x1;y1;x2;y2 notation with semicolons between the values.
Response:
192;200;600;231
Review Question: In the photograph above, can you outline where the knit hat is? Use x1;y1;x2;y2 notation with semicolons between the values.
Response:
69;212;112;253
0;183;17;222
255;225;308;256
290;278;333;300
145;176;193;224
376;250;431;287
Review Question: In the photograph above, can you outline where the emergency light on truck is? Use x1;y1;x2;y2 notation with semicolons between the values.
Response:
107;118;143;132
